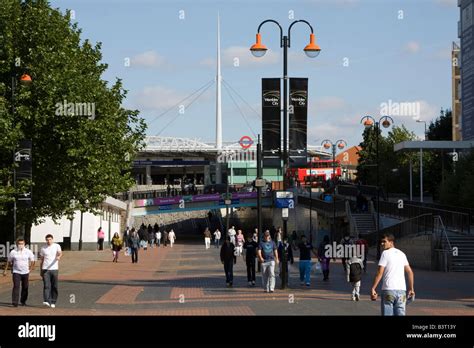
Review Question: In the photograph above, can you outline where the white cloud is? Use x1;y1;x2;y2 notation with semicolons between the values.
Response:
403;41;421;54
134;86;186;111
131;50;168;68
200;46;280;68
316;96;347;111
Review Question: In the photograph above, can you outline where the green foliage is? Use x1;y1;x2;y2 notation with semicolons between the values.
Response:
0;0;146;229
356;124;418;195
440;150;474;208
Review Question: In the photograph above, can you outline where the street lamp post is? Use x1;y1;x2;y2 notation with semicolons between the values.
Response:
321;140;347;240
416;120;427;203
250;19;321;290
360;115;394;259
79;199;89;251
11;73;32;241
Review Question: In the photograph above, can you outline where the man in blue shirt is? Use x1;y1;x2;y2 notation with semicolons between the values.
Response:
257;231;279;293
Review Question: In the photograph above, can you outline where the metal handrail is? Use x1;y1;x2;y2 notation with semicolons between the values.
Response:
434;215;452;251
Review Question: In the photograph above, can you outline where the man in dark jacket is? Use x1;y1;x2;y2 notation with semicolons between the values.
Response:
278;237;294;287
220;236;236;287
243;234;258;286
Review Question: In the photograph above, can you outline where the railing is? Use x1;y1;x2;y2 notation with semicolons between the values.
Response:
345;200;357;237
378;200;470;234
364;213;434;246
298;195;347;215
433;215;452;272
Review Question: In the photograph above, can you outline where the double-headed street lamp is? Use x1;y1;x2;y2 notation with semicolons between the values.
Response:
12;73;33;240
321;139;347;240
360;115;394;259
250;19;321;290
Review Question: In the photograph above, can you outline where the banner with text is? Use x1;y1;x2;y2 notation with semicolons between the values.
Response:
289;78;308;168
262;78;281;168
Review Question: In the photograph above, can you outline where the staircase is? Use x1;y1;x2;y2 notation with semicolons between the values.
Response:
352;213;377;236
443;233;474;272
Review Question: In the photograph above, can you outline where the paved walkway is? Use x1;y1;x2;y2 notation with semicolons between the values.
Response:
0;242;473;315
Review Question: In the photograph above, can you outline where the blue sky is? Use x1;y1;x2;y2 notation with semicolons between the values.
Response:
50;0;459;148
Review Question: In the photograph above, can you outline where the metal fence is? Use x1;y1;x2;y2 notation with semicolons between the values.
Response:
365;213;434;246
379;201;470;234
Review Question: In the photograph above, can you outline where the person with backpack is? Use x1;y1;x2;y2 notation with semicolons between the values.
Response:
278;237;294;287
213;229;221;248
340;232;354;273
346;255;364;301
356;237;369;272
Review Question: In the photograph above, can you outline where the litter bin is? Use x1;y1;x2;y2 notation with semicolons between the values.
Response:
62;237;71;251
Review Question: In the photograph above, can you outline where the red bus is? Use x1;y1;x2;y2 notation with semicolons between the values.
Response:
287;159;341;187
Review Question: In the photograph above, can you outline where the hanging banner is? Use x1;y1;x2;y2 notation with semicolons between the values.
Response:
289;78;308;168
262;78;281;168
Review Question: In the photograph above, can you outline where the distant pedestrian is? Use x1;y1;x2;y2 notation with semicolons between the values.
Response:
128;229;140;263
346;255;364;301
243;234;258;286
356;237;369;272
371;233;415;316
297;235;314;287
168;229;176;248
156;230;162;247
318;235;331;281
97;227;105;250
291;230;298;249
123;227;130;248
235;230;245;257
204;228;212;249
3;238;35;307
252;228;258;243
220;236;236;287
275;227;282;245
340;232;354;273
228;226;236;245
39;234;62;308
163;230;169;247
257;231;279;293
213;229;221;248
277;237;294;287
111;233;123;263
148;229;155;248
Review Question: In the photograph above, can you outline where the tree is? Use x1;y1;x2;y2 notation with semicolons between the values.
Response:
0;0;146;242
440;150;474;208
356;124;417;196
424;108;453;201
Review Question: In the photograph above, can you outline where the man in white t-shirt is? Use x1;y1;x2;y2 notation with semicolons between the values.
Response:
228;226;236;245
3;238;35;307
39;234;62;308
371;233;415;316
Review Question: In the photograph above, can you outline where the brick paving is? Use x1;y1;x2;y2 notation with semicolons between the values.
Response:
0;241;473;315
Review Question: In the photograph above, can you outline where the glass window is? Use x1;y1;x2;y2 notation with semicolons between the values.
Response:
233;168;246;176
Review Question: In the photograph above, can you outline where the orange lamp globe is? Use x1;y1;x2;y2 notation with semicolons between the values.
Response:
250;33;268;58
20;74;32;85
323;143;331;149
363;118;373;127
337;143;345;149
382;119;391;128
304;33;321;58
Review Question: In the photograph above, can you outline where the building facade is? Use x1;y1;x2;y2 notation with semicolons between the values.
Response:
460;0;474;140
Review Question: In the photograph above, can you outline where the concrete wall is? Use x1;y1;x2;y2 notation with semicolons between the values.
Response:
31;208;123;251
395;233;434;270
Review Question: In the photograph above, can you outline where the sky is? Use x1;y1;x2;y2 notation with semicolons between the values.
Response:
49;0;460;148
